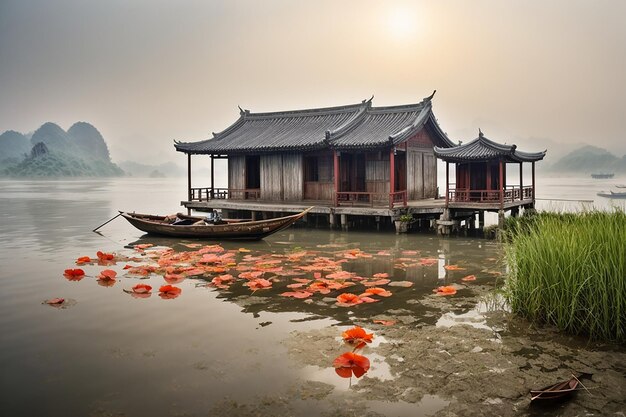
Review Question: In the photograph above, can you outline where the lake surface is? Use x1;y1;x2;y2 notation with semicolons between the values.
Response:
0;176;624;417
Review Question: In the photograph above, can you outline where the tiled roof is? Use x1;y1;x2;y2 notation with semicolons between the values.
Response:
174;93;455;154
433;131;546;163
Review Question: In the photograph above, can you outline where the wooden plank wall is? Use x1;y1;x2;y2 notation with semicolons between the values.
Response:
365;153;390;195
423;153;437;197
228;155;245;190
407;150;424;199
282;153;303;201
260;154;284;200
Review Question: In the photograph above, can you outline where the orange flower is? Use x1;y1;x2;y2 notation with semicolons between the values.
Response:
97;269;117;280
373;320;396;326
159;284;182;299
245;278;272;291
342;326;374;350
96;251;115;261
63;268;85;281
76;256;92;265
280;291;313;299
434;285;457;296
336;293;363;307
461;274;477;282
361;287;392;297
333;352;370;378
132;283;152;294
444;264;465;271
44;297;65;305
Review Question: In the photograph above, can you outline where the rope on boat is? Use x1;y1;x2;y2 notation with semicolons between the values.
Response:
93;212;122;232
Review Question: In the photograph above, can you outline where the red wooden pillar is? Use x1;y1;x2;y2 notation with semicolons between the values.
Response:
499;160;504;209
210;155;215;199
532;161;535;205
486;162;491;191
519;162;523;201
333;150;340;206
187;153;192;201
389;147;395;208
445;162;449;207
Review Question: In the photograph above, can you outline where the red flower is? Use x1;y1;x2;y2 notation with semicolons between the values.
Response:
342;326;374;350
63;268;85;281
333;352;370;378
76;256;92;265
336;293;363;307
434;285;457;296
96;251;115;261
132;283;152;294
159;284;182;299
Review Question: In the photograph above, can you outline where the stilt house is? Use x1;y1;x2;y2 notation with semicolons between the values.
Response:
175;92;455;209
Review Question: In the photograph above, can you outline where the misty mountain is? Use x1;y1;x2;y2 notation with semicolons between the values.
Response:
550;145;626;173
1;122;124;177
68;122;111;161
118;160;184;177
0;130;30;162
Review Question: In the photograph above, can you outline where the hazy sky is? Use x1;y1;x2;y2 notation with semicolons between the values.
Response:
1;0;625;164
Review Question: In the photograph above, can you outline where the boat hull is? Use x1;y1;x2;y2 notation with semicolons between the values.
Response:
120;208;311;240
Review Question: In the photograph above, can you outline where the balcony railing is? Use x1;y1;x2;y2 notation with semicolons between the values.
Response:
447;186;533;204
189;187;408;209
189;187;260;201
336;190;407;209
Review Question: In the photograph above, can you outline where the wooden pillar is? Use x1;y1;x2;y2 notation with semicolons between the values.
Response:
333;150;340;206
210;155;215;199
532;161;536;204
340;214;348;231
329;213;336;229
445;162;449;207
486;162;491;191
478;211;485;229
519;162;523;201
389;147;395;208
187;153;192;201
499;160;504;209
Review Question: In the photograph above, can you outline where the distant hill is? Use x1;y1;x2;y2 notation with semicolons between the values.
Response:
118;160;183;177
550;145;626;174
0;122;124;177
0;130;30;164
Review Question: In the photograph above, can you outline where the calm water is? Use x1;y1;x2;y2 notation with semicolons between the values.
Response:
0;176;624;417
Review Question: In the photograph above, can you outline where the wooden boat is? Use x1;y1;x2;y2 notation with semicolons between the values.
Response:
597;190;626;199
120;207;313;240
530;373;592;402
591;173;614;179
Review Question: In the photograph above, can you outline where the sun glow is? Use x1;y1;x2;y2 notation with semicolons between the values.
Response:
387;6;418;40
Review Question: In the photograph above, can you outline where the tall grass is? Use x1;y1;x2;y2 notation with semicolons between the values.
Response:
503;209;626;342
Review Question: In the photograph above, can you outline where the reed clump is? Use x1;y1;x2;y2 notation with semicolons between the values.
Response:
503;209;625;342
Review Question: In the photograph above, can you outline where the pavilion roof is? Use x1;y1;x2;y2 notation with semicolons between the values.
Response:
174;92;455;155
433;131;546;163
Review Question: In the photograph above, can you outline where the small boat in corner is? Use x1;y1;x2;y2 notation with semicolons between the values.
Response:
597;190;626;199
591;173;614;179
530;373;592;402
120;207;313;240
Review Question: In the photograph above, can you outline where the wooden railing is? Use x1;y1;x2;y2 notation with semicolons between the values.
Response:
336;190;408;208
189;187;260;201
447;186;533;204
189;186;408;209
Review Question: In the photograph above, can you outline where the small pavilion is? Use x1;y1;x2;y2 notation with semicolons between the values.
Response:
433;130;546;229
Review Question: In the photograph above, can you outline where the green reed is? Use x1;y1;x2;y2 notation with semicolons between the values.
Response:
503;209;626;342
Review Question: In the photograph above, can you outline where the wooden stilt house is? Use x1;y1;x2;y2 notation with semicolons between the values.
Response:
434;130;546;211
174;92;455;209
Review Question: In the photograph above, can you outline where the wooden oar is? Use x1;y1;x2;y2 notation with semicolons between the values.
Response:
93;212;122;232
571;374;592;397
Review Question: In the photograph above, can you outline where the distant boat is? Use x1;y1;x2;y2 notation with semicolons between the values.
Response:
120;208;312;240
591;173;614;179
597;190;626;199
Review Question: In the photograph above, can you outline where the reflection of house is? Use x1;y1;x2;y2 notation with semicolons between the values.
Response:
174;93;455;211
433;130;546;230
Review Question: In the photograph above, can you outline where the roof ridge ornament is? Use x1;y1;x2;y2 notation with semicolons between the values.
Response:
362;95;374;105
423;90;436;101
478;128;484;138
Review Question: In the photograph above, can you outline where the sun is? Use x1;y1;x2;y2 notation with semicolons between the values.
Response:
387;7;418;40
